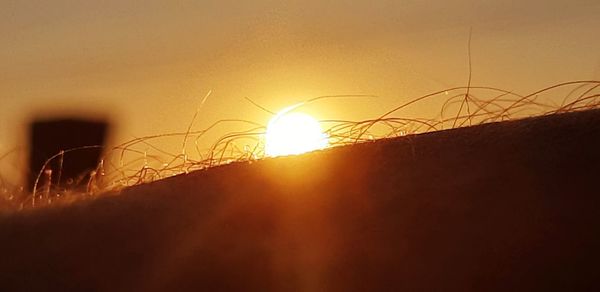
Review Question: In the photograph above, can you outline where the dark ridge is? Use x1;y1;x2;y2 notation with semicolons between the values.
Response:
1;109;599;291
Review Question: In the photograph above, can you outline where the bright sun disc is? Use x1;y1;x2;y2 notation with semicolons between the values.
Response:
265;110;328;157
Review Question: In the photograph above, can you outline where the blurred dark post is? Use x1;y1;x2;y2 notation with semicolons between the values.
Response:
28;118;109;192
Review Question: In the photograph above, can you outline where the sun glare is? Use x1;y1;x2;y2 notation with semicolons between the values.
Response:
265;109;328;157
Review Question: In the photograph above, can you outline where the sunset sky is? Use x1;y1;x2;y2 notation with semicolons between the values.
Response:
1;0;600;182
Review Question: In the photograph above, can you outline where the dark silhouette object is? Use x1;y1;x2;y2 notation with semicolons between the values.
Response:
1;109;599;291
28;118;108;191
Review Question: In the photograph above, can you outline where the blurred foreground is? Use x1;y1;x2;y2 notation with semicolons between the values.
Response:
0;109;598;291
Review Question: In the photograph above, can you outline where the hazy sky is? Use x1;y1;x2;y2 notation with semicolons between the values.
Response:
1;0;600;181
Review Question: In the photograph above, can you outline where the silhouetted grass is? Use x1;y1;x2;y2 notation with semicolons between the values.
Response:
1;80;599;212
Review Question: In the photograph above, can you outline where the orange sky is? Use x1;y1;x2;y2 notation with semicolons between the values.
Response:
1;0;600;183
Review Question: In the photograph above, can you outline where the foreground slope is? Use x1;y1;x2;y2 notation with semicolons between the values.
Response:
1;110;599;291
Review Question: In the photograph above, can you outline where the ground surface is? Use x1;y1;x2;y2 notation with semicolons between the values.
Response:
1;110;599;291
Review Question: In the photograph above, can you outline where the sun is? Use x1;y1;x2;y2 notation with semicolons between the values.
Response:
265;108;328;157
